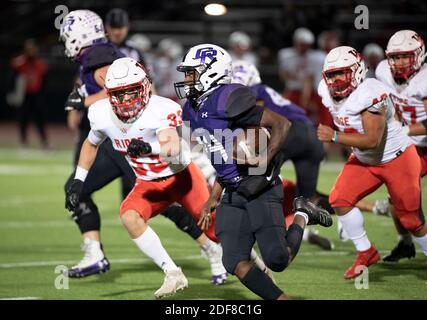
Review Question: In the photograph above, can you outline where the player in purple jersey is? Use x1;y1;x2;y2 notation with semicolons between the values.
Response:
175;44;333;299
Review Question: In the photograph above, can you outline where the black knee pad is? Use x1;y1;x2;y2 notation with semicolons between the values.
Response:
221;254;241;275
161;206;203;240
70;195;101;234
262;248;289;272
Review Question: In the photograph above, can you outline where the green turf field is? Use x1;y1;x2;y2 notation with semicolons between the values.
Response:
0;148;426;300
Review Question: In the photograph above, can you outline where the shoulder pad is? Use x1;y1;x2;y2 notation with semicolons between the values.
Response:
85;44;124;71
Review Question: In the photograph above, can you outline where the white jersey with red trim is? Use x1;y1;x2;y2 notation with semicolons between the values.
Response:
318;78;410;165
87;95;191;180
376;59;427;147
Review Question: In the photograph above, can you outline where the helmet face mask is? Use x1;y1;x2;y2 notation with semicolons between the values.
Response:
387;51;418;80
175;44;232;101
105;58;151;122
386;30;426;81
174;67;205;100
323;67;356;99
108;79;151;122
322;46;367;101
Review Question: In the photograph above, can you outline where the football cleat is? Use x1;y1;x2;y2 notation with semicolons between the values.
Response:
293;196;333;227
344;245;380;279
307;229;335;251
201;242;228;285
154;268;188;299
67;238;110;278
383;240;416;262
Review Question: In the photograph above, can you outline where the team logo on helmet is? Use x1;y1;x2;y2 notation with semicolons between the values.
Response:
195;47;217;63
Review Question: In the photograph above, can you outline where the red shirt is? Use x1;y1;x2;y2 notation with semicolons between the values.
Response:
12;55;48;94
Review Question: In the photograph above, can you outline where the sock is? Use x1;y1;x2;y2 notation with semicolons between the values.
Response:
286;224;304;259
302;228;310;241
132;226;179;272
201;238;215;252
338;207;371;251
240;265;283;300
250;249;267;272
294;211;309;225
413;233;427;256
399;233;413;245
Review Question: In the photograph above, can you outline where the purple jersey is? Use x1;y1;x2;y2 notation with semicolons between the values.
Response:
78;42;125;94
183;84;263;187
250;84;312;125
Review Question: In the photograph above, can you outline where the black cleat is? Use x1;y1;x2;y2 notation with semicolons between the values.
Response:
293;196;333;227
383;240;416;262
307;229;335;250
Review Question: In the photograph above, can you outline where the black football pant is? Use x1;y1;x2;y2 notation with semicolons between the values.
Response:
216;179;304;274
280;120;325;199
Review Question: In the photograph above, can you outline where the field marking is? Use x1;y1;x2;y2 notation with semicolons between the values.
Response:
4;249;423;269
0;297;40;300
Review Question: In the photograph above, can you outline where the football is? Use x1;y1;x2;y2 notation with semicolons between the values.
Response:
233;126;270;165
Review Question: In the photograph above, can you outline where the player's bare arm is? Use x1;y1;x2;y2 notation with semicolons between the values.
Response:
77;138;100;171
157;127;181;159
198;178;223;230
259;107;291;165
318;110;385;150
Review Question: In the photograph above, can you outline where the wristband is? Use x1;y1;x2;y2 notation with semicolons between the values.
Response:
75;166;88;182
331;130;339;144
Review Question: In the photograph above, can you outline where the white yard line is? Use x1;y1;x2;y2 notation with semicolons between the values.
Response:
0;297;40;300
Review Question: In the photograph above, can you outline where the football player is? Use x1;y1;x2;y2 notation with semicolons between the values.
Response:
317;46;427;279
175;44;332;300
60;10;226;284
65;57;225;298
376;30;427;263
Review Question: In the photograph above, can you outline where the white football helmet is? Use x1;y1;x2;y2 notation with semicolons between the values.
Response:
386;30;426;80
59;10;106;59
105;57;151;122
175;44;232;100
232;60;261;86
322;46;367;99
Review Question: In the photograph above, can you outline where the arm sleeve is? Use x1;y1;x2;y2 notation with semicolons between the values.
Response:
87;129;106;146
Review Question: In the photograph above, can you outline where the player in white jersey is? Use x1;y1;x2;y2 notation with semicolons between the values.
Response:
317;46;425;279
375;30;427;264
65;57;224;298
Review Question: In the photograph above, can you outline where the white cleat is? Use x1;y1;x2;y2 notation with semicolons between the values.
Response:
201;242;228;285
154;268;188;299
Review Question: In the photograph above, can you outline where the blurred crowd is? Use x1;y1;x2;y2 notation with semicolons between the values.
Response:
5;7;387;158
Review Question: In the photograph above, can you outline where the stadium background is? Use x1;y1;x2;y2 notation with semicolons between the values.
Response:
0;0;427;300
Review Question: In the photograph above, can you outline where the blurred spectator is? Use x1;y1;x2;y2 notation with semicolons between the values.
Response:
278;28;323;122
363;43;384;78
126;33;154;71
105;8;145;64
8;39;49;148
153;38;183;102
303;30;340;127
228;31;258;66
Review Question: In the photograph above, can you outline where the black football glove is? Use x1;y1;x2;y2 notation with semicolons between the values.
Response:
127;138;152;157
65;179;84;212
65;85;86;111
